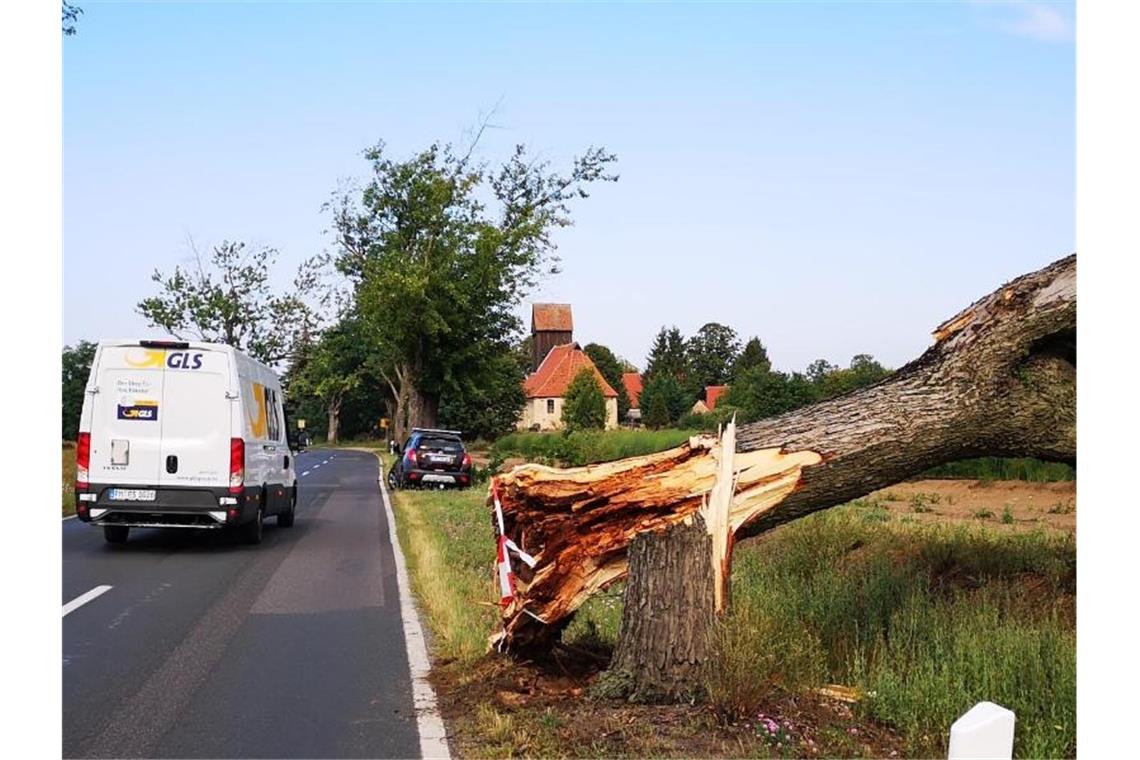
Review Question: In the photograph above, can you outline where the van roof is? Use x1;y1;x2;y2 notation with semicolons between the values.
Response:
99;338;238;352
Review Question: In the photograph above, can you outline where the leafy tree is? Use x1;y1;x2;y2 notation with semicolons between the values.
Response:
638;372;688;426
137;240;322;365
62;340;96;439
63;3;82;36
722;366;819;422
812;354;892;400
287;317;371;444
733;337;772;378
687;322;741;390
805;358;839;383
562;368;607;431
643;391;671;429
329;139;617;443
438;343;527;440
644;326;689;381
583;342;631;421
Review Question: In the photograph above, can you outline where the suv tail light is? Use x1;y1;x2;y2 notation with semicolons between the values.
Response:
462;452;473;470
406;448;418;466
76;432;90;489
229;438;245;494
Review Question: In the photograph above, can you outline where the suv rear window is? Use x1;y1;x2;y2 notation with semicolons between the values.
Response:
417;436;464;454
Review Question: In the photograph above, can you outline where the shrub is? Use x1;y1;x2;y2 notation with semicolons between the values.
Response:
562;368;607;431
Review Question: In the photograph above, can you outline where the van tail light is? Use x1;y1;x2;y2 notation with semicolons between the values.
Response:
76;432;91;489
462;452;473;470
229;438;245;494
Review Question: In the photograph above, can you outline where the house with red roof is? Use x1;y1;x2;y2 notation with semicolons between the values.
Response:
520;341;620;431
691;385;730;415
622;372;643;423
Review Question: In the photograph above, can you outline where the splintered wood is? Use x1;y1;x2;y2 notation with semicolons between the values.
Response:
490;424;820;649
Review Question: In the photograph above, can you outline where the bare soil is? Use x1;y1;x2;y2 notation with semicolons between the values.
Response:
872;479;1075;533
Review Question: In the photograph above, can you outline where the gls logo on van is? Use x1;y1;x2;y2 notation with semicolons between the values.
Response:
166;352;204;370
118;401;159;421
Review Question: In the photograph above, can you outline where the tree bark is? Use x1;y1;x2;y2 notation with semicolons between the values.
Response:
490;254;1076;663
601;516;716;701
326;395;342;445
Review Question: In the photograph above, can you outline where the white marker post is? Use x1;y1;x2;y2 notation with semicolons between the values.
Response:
948;701;1016;760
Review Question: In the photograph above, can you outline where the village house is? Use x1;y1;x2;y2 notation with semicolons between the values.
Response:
690;384;730;415
622;371;643;424
519;304;619;430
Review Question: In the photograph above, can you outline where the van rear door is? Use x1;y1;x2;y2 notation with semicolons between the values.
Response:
88;345;167;486
157;348;233;489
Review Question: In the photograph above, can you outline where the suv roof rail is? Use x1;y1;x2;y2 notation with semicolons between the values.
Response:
411;427;463;437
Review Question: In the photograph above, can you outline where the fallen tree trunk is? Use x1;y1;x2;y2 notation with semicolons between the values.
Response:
491;254;1075;661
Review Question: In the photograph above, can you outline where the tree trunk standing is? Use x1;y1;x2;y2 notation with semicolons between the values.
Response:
489;254;1076;674
601;517;716;701
326;397;340;445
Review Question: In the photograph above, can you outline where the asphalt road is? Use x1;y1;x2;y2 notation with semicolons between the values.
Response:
62;448;423;759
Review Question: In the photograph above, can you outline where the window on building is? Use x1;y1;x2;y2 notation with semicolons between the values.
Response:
546;399;555;415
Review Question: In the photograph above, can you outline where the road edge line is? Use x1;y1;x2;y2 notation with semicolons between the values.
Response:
373;452;452;760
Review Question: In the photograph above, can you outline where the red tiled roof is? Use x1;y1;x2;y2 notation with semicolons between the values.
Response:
524;343;618;399
532;303;573;332
622;372;643;408
705;385;729;410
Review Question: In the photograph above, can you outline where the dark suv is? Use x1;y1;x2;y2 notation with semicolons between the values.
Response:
387;428;474;490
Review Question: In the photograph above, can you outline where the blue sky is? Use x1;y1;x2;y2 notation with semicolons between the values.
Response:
64;1;1074;372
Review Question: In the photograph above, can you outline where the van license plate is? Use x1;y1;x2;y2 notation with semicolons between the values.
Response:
108;489;156;502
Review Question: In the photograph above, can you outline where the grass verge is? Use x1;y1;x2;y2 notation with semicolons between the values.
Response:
62;442;76;516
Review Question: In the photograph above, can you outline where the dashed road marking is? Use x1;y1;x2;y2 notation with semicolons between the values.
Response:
301;470;310;477
63;585;113;617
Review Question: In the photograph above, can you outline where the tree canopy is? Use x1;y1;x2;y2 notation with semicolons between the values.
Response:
583;342;632;421
687;322;741;389
562;368;607;430
328;139;617;441
137;240;321;365
62;340;96;440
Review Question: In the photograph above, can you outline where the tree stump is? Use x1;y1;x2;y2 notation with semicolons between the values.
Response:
600;516;715;702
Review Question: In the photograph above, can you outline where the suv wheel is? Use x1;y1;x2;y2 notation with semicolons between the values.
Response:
103;525;129;544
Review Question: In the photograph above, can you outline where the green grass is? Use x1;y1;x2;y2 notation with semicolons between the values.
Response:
705;507;1075;758
385;473;499;661
62;442;76;516
491;428;699;467
921;456;1074;482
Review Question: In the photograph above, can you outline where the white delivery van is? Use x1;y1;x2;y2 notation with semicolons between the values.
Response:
73;339;298;545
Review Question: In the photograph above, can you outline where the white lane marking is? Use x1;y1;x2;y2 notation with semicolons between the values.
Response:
322;459;329;464
63;585;113;617
376;454;451;759
313;464;321;469
63;514;76;521
301;470;310;477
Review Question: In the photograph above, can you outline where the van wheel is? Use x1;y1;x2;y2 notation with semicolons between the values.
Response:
277;488;296;528
243;506;263;545
103;525;129;544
